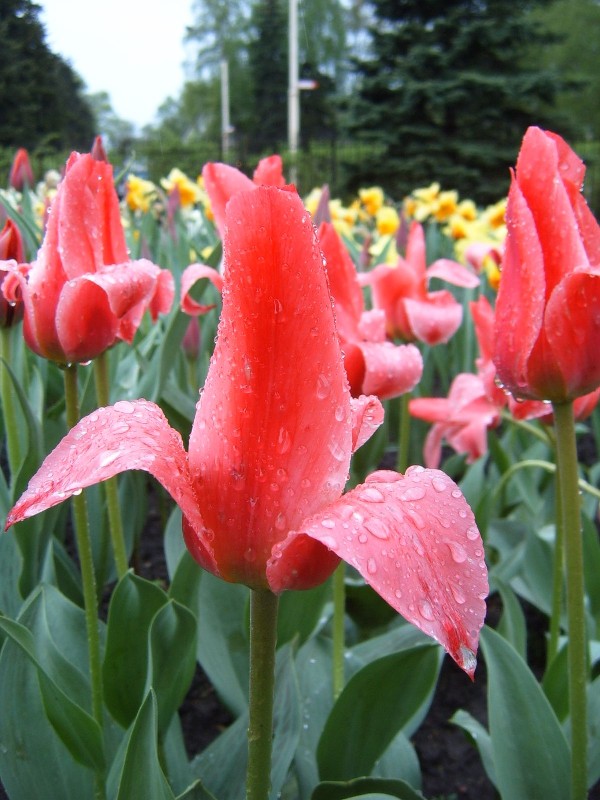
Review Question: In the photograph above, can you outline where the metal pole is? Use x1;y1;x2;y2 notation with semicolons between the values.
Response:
288;0;299;183
221;59;230;161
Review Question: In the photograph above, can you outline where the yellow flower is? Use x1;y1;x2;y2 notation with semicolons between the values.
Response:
161;168;203;207
376;205;400;236
482;198;507;229
359;186;385;216
432;190;458;222
456;199;477;221
126;174;158;213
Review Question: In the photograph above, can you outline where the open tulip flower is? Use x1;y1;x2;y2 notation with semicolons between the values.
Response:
494;126;600;402
360;220;480;345
317;220;423;400
6;185;487;675
1;152;174;365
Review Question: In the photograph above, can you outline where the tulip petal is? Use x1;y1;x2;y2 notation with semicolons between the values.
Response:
180;263;224;316
202;163;255;236
187;186;352;588
544;271;600;398
350;395;384;452
252;155;286;187
284;467;488;676
5;401;206;543
358;341;423;400
55;279;119;363
494;178;546;397
403;291;463;345
427;258;480;288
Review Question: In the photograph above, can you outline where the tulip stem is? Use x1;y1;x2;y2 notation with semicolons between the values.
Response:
64;365;106;799
93;352;128;578
247;589;279;800
396;391;411;473
547;461;565;668
332;563;346;700
552;400;588;800
0;327;23;481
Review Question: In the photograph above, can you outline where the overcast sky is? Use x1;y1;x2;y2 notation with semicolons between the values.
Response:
39;0;195;130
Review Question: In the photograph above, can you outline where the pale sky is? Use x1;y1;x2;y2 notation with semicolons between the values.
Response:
39;0;195;130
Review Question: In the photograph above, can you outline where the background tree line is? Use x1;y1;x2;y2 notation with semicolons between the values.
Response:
1;0;599;207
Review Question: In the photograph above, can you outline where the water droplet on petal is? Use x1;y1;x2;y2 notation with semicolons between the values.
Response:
418;599;434;620
114;400;135;414
401;486;426;501
367;558;377;575
432;477;447;492
276;426;291;454
320;518;335;529
358;486;385;503
458;646;477;674
448;541;468;563
316;373;331;399
364;517;389;540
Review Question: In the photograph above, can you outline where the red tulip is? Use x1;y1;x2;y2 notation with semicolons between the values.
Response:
0;219;25;263
1;152;174;365
469;295;509;408
509;389;600;425
317;221;423;400
494;127;600;402
202;154;286;235
0;220;27;328
361;221;479;345
6;186;487;675
8;148;34;191
409;373;501;469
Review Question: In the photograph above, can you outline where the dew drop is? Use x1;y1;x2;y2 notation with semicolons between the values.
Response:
432;477;447;492
448;541;468;563
367;557;377;575
401;486;426;501
364;517;389;540
316;373;331;399
276;426;291;454
114;400;135;414
418;599;434;620
358;486;385;503
320;518;336;529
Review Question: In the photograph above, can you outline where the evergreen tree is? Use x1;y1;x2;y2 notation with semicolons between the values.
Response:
0;0;96;152
344;0;569;204
248;0;288;153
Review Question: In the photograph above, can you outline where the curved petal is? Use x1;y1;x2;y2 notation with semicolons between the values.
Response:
252;155;286;187
287;467;488;676
403;291;463;345
180;263;224;316
55;279;119;362
427;258;479;289
542;271;600;399
202;162;255;236
357;308;387;343
148;265;175;320
350;394;384;452
317;222;364;329
493;177;546;398
187;186;352;589
358;341;423;400
6;400;205;540
266;534;341;592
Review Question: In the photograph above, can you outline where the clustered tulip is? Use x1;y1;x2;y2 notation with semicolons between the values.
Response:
6;185;488;675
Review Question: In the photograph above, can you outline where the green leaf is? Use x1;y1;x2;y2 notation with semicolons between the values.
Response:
480;625;570;800
103;571;169;727
495;579;527;659
115;691;175;800
311;776;426;799
317;645;439;781
176;781;219;800
196;571;250;715
542;643;569;721
147;600;198;734
0;609;104;774
450;709;497;788
277;580;331;646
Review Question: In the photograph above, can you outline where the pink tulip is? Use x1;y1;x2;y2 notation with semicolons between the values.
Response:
8;148;34;191
6;186;487;675
409;373;501;469
202;154;286;236
1;152;174;365
317;221;423;400
494;127;600;402
361;221;479;345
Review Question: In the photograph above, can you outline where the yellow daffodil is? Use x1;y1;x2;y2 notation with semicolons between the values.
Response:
376;205;400;236
126;174;158;213
359;186;385;216
161;168;203;207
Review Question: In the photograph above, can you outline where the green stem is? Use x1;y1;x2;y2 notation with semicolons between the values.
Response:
64;366;106;799
500;407;555;447
0;327;23;480
332;563;346;701
247;589;279;800
93;352;128;578
552;400;588;800
547;461;565;668
396;391;411;473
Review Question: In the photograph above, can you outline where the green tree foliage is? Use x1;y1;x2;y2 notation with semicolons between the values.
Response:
344;0;571;204
0;0;96;152
248;0;288;153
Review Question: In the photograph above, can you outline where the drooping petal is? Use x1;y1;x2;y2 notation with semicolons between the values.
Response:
5;400;205;542
55;279;119;362
280;467;488;676
358;341;423;400
187;186;353;589
350;394;384;452
403;291;463;345
201;162;255;236
427;258;480;288
180;263;224;316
